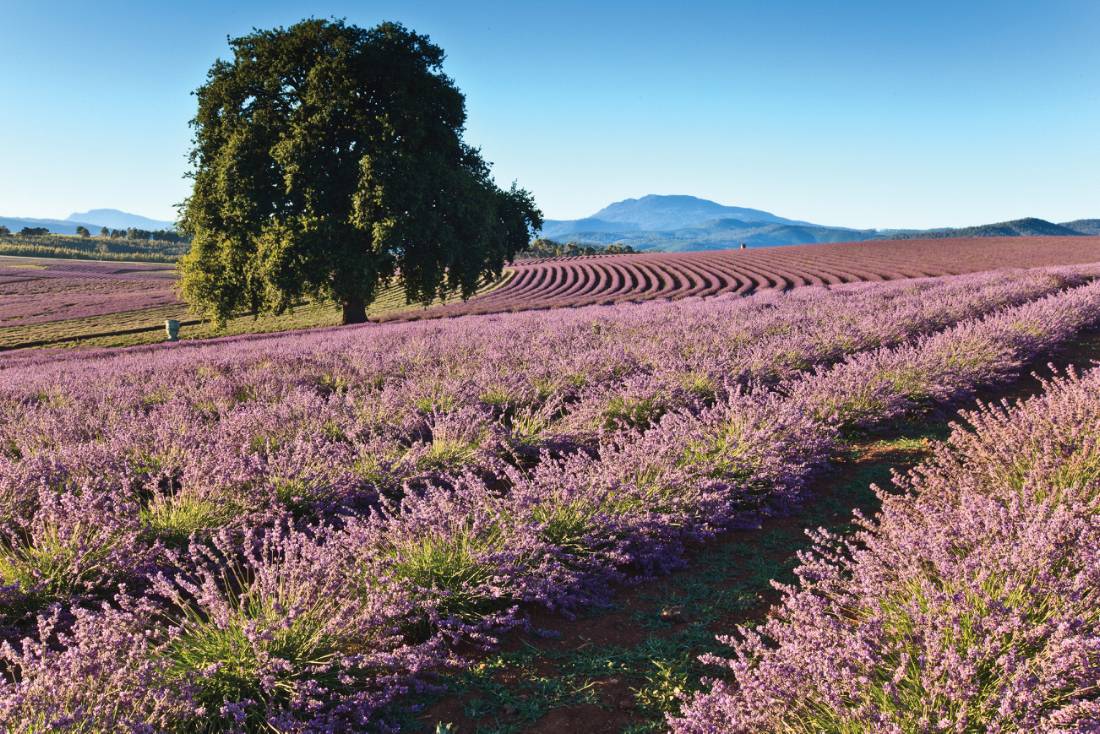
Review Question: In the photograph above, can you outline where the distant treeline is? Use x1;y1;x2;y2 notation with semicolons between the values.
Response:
0;229;186;263
94;226;188;243
0;224;188;243
519;238;639;259
0;243;179;263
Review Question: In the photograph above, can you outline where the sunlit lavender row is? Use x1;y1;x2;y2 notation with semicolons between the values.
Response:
2;268;1100;730
671;364;1100;733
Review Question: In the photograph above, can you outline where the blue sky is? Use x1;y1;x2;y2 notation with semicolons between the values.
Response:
1;0;1098;228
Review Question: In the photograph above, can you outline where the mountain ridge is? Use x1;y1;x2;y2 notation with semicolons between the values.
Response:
542;196;1099;251
0;209;174;236
66;209;175;230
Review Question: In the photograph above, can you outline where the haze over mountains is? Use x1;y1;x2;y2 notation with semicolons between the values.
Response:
543;195;1100;251
0;209;174;235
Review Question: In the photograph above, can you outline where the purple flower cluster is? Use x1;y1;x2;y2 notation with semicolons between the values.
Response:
671;365;1100;733
0;267;1098;730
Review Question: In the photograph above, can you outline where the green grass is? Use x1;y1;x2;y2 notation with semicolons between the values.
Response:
0;521;126;607
600;395;667;432
163;571;347;733
415;436;485;472
0;269;513;350
139;492;242;546
389;526;513;626
529;501;602;560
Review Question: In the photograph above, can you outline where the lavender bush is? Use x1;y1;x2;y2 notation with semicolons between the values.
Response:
671;367;1100;733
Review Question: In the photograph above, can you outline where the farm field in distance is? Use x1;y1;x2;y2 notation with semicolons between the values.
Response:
0;256;514;350
6;234;1100;351
4;248;1100;731
437;234;1100;317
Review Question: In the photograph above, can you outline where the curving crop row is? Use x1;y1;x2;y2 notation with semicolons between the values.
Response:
391;235;1100;320
8;237;1100;334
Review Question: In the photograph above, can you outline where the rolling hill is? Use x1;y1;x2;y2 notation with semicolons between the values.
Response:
0;216;103;236
883;217;1084;239
542;195;1099;251
412;235;1100;320
0;209;174;235
66;209;174;231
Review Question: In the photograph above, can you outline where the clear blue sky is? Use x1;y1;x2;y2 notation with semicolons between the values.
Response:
1;0;1098;228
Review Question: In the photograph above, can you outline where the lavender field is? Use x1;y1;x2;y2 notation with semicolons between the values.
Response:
0;259;176;328
10;235;1100;352
672;366;1100;733
1;265;1100;731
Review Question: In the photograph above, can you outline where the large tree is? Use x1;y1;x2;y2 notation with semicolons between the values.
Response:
179;19;541;325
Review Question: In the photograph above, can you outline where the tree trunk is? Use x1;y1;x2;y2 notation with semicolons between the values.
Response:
341;296;368;325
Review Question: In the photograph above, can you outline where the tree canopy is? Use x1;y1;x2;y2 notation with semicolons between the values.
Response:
179;18;541;325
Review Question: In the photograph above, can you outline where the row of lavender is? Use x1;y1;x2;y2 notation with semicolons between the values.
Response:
0;269;1081;510
0;270;1076;623
2;270;1100;730
671;365;1100;733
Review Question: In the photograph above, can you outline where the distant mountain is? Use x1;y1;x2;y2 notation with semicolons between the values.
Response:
590;194;807;229
887;217;1084;239
542;194;810;241
66;209;174;231
541;218;641;238
1060;219;1100;235
4;198;1096;251
540;196;1100;252
0;216;103;236
0;209;175;236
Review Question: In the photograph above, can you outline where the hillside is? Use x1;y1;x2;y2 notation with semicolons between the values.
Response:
0;208;174;236
66;209;174;231
1060;219;1100;235
9;235;1100;350
541;195;1100;251
885;217;1084;239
